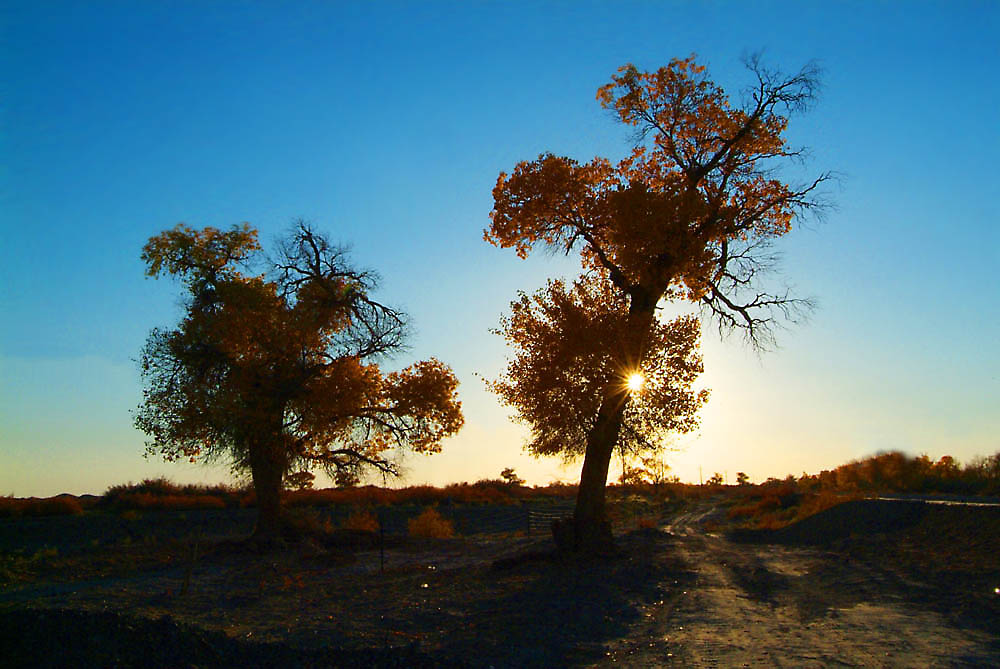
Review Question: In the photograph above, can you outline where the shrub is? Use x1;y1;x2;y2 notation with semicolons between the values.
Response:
407;508;454;538
342;509;380;532
0;495;84;517
0;496;25;518
111;493;227;511
26;496;84;516
283;507;335;537
101;478;239;511
636;515;658;530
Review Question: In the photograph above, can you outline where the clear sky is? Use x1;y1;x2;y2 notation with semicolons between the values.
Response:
2;1;997;496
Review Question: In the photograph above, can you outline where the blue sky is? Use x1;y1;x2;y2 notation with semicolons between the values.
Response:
2;1;997;495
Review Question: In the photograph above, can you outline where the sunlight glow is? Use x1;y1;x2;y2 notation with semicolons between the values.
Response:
626;372;644;393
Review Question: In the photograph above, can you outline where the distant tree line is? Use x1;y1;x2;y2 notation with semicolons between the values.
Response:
790;451;1000;496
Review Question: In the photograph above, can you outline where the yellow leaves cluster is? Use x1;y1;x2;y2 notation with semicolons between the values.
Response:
142;223;260;283
490;279;707;459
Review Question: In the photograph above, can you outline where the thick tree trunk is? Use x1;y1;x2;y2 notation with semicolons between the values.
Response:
249;444;287;543
555;296;658;554
554;392;628;553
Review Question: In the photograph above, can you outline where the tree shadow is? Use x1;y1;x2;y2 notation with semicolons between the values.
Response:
438;529;695;666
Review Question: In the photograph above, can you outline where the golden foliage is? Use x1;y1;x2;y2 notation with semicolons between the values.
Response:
486;55;826;347
136;222;463;495
407;507;455;538
489;278;707;459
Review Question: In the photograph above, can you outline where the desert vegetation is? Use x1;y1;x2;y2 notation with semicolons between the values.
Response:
3;450;996;525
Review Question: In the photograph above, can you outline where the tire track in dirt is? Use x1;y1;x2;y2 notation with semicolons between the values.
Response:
598;509;999;668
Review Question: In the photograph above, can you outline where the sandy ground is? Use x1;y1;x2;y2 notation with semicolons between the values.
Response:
602;535;996;667
2;501;998;667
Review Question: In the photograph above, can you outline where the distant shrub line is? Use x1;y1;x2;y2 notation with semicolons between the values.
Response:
85;477;578;513
0;495;84;518
5;450;996;519
728;450;1000;530
797;450;1000;496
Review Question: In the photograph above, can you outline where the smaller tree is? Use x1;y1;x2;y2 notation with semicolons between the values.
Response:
706;472;724;486
736;471;751;486
500;467;525;487
619;455;674;487
136;222;463;540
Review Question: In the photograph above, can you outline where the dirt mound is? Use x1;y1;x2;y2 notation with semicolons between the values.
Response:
772;499;928;545
0;608;457;668
728;499;1000;585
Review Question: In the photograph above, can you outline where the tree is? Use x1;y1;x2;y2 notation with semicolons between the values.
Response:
736;471;751;486
486;55;828;552
136;222;463;541
500;467;525;487
619;455;676;487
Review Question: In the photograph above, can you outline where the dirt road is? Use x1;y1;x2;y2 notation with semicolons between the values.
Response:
600;508;1000;667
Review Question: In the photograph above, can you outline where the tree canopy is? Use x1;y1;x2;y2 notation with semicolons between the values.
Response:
136;222;463;538
487;55;827;347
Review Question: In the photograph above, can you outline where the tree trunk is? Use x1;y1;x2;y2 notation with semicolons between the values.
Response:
555;392;628;553
249;443;286;543
556;297;657;554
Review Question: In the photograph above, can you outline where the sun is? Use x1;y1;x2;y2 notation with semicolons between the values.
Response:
626;372;644;393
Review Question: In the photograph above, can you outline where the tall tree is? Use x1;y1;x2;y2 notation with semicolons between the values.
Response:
486;55;828;551
136;222;463;540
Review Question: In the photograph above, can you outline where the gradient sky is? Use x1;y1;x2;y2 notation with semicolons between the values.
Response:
2;1;997;496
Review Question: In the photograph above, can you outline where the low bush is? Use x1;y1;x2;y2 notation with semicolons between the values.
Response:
283;507;335;537
26;496;84;517
115;493;227;511
101;478;241;511
342;509;379;532
0;495;84;517
407;508;454;538
0;496;24;518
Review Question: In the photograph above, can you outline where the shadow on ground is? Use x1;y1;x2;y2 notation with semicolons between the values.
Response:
438;529;695;666
0;529;695;667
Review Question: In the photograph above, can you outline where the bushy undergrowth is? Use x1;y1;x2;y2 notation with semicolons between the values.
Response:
342;509;379;532
0;495;84;518
284;479;574;508
7;450;996;521
407;507;455;538
727;486;863;530
89;477;577;513
800;450;1000;496
100;478;244;511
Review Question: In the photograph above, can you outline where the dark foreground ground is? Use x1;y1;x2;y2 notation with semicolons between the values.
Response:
2;499;998;667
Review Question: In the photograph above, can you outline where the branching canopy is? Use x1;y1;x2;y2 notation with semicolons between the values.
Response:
486;55;829;348
135;221;463;485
